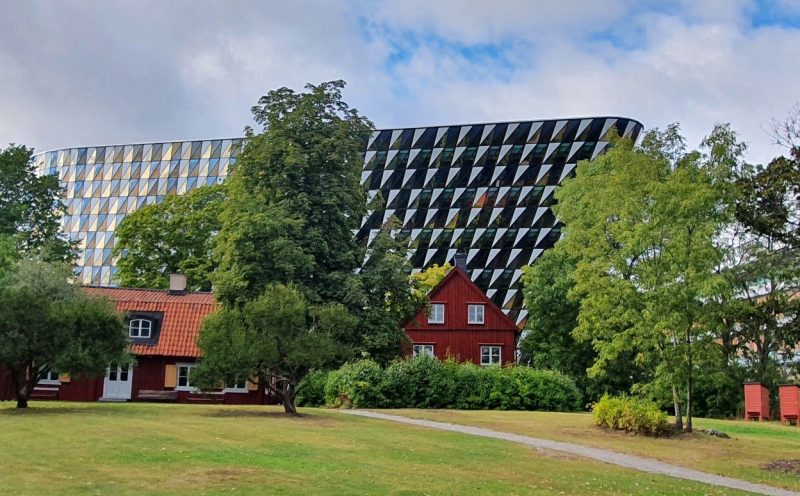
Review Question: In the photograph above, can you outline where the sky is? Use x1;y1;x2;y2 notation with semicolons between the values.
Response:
1;0;799;165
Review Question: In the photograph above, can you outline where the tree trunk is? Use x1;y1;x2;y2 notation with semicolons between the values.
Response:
686;377;693;433
281;381;297;414
11;364;35;409
672;386;683;431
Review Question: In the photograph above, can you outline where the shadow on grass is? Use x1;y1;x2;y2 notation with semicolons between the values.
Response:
0;405;126;415
202;409;313;419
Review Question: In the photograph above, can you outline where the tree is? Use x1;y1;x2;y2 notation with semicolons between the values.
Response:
410;262;452;300
113;184;225;291
519;247;645;404
212;80;372;306
0;259;129;408
0;144;74;261
343;227;421;364
193;284;354;413
555;125;740;432
730;150;800;383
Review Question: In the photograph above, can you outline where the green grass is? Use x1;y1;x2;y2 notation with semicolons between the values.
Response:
0;402;755;496
383;409;800;492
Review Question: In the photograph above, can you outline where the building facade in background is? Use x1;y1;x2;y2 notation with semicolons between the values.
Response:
33;116;642;325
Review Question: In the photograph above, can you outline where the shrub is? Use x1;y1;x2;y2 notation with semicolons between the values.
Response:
592;395;670;436
296;369;329;407
324;359;384;408
323;357;582;411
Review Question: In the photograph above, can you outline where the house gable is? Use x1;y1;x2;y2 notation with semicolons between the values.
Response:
405;267;519;332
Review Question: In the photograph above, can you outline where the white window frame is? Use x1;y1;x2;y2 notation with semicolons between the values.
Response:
223;377;248;394
412;344;435;357
428;303;445;324
176;363;196;391
467;304;485;324
129;318;152;339
480;346;502;366
38;370;61;386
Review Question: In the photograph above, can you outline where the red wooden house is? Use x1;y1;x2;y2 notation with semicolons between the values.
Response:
1;277;272;405
403;266;520;366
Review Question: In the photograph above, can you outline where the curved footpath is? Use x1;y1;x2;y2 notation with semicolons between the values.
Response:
340;410;799;496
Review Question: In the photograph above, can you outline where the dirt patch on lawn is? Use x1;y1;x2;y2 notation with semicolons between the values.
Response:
762;459;800;476
204;409;310;419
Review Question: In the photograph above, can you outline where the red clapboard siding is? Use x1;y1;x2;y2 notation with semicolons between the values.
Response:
403;267;520;365
744;382;770;421
779;384;799;425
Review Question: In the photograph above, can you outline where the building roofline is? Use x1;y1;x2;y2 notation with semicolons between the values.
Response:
32;115;644;156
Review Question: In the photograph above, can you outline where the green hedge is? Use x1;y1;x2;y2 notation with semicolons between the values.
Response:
295;369;329;407
322;356;582;411
592;395;670;436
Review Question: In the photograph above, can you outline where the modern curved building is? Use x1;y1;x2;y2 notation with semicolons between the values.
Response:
34;116;642;324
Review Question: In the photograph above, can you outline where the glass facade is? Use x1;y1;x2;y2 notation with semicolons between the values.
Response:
33;116;642;325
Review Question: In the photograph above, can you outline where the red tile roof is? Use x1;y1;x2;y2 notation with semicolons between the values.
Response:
84;287;219;358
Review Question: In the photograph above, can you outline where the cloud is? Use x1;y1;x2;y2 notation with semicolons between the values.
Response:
0;0;798;165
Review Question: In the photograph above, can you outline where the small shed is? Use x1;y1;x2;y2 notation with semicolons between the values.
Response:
744;382;770;421
779;384;799;426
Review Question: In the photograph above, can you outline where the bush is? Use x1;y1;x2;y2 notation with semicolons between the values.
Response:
592;395;670;436
323;357;582;411
324;359;384;408
296;369;329;407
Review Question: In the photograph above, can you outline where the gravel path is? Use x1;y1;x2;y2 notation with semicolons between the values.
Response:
340;410;799;496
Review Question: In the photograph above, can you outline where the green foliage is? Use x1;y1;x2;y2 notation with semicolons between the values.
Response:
295;369;329;407
0;259;128;407
324;359;384;408
212;81;372;306
410;262;452;299
554;124;743;431
0;144;74;261
194;284;354;413
343;226;419;365
113;184;225;291
323;357;581;411
592;395;671;436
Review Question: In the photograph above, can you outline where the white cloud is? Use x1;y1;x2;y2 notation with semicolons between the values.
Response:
0;0;798;165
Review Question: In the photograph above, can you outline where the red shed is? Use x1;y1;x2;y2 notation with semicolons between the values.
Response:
403;267;520;366
744;382;771;421
779;384;799;426
1;283;274;405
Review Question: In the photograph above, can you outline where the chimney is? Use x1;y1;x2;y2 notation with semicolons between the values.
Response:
169;273;187;295
453;251;468;272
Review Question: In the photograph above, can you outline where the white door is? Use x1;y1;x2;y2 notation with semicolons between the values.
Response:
103;363;133;400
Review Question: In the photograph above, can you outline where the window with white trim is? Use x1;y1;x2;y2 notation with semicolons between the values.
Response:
128;318;152;338
428;303;445;324
467;304;485;324
176;363;196;391
224;377;248;393
38;370;60;385
413;344;435;357
480;346;502;366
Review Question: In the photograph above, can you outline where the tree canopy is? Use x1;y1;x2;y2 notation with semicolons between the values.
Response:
113;184;225;291
193;284;354;413
212;80;373;306
0;259;129;408
0;144;74;263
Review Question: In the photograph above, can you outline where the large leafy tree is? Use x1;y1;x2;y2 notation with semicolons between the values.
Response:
113;184;225;291
343;227;421;365
730;148;800;382
519;248;644;404
213;80;372;306
0;259;129;408
193;284;354;413
555;125;739;432
0;144;74;262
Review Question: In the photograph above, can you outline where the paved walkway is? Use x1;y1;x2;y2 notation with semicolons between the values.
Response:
340;410;799;496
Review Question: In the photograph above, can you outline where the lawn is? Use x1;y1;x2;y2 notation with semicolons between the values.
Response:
0;402;755;496
384;409;800;492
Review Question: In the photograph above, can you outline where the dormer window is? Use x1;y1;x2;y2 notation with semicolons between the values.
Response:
468;304;485;324
428;303;445;324
129;318;152;339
